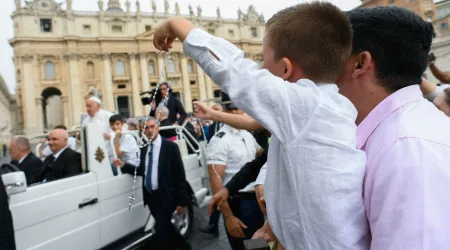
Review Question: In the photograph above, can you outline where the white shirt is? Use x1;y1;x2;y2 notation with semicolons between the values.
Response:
42;137;77;157
254;163;266;186
184;28;370;250
206;124;260;192
108;132;140;167
144;135;162;190
81;109;113;134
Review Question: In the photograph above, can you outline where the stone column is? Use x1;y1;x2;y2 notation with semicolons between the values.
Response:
157;53;165;82
204;72;214;103
139;52;151;115
196;64;207;102
68;53;83;126
129;53;144;117
21;55;38;135
180;55;193;112
102;54;115;111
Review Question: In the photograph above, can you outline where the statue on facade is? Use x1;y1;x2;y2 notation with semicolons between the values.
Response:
164;0;169;15
152;0;157;15
175;2;180;16
24;0;33;9
136;0;141;12
259;14;265;23
66;0;72;11
98;0;104;11
217;7;221;20
15;0;21;10
87;87;103;101
238;8;243;20
125;0;131;12
197;5;202;19
189;4;194;19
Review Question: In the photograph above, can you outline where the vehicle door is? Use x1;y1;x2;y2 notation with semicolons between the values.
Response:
9;172;101;250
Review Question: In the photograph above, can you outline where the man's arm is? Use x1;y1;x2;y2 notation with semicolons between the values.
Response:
175;98;187;125
366;138;450;249
171;142;189;207
429;63;450;83
224;151;267;194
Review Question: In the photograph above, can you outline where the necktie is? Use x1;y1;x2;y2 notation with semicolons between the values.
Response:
145;144;154;193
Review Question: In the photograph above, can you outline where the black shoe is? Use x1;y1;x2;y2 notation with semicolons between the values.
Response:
199;224;219;237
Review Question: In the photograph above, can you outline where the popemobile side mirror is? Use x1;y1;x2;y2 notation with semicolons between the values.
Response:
244;239;271;250
2;172;27;196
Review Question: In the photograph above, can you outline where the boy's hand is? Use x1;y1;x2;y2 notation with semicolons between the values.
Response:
113;159;124;168
193;101;215;120
153;17;195;52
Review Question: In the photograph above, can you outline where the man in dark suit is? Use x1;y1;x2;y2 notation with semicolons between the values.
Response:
150;82;187;125
8;137;43;185
0;176;16;250
38;129;82;182
114;117;191;250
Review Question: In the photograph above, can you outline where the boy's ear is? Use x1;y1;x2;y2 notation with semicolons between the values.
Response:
281;57;293;81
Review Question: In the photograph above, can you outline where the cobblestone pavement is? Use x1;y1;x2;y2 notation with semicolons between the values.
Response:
188;206;231;250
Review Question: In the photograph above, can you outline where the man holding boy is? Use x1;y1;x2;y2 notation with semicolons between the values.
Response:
152;2;369;250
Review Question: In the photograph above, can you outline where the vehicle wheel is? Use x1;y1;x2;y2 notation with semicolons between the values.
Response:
171;198;194;239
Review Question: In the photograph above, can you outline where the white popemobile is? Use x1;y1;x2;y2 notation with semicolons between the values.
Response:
1;123;210;250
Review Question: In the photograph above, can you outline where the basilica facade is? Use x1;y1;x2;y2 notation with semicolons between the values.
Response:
10;0;265;135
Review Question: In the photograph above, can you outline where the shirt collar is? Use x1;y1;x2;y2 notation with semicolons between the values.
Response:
356;85;424;149
53;146;68;160
152;134;162;147
222;124;240;135
18;154;28;164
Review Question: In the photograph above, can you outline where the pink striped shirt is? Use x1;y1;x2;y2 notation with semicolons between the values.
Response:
358;85;450;249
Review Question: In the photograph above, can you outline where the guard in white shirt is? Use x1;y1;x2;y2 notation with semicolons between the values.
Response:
207;93;264;250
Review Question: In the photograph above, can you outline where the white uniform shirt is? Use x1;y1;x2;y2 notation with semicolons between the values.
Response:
144;134;162;190
42;137;77;157
206;124;260;192
184;28;369;250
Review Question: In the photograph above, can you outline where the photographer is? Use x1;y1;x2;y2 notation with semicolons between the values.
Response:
149;83;187;125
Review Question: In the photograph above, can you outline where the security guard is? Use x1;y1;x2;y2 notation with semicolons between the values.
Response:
207;92;264;250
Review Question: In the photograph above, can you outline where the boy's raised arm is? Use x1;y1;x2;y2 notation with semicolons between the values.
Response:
154;17;318;144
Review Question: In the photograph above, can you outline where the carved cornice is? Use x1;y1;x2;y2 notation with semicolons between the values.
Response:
100;53;111;60
139;52;147;59
64;53;79;60
127;52;138;58
21;54;35;62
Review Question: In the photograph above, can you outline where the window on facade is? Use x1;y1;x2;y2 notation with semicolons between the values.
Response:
228;29;235;37
40;19;52;32
148;61;156;75
251;27;258;38
190;81;196;85
168;59;176;73
187;60;194;73
441;22;449;31
214;90;221;98
116;60;125;76
151;82;157;87
83;24;92;34
145;25;152;31
112;25;123;33
44;61;56;80
87;61;95;78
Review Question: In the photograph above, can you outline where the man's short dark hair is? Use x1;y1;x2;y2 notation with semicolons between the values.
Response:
266;2;352;82
54;125;67;130
109;114;124;124
347;6;435;92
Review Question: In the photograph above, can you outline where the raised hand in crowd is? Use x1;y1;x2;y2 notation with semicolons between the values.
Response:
193;101;215;120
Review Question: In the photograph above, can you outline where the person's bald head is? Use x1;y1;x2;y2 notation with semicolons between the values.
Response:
9;137;31;161
86;97;102;117
48;128;69;154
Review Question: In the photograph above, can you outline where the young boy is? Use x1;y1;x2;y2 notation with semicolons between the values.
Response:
109;114;140;175
153;2;369;250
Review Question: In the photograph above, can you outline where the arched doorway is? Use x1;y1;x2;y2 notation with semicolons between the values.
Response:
41;87;64;131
